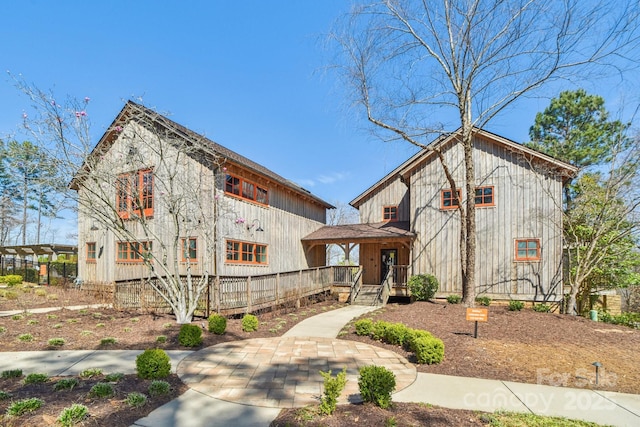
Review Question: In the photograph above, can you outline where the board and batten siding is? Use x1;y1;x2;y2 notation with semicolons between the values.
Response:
410;135;565;301
358;178;410;223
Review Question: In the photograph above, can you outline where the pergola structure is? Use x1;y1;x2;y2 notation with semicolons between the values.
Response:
0;244;78;258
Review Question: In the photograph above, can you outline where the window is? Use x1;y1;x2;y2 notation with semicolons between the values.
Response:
226;239;268;265
87;242;96;263
116;169;154;219
181;238;197;262
116;241;153;263
441;189;460;209
515;239;540;261
225;174;268;205
383;206;398;221
475;186;494;207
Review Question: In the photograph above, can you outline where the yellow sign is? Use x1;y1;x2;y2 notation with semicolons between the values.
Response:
466;308;488;322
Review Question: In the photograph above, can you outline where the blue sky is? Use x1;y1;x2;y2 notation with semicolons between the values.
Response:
1;1;638;244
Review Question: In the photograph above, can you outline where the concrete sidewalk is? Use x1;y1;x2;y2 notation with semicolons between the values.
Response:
0;304;638;427
0;304;110;317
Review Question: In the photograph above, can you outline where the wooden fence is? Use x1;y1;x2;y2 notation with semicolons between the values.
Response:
106;265;360;317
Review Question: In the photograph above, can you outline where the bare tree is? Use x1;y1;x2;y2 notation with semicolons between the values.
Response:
16;83;237;323
331;0;640;305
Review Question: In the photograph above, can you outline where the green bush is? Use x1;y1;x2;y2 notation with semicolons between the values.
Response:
598;311;640;328
148;380;171;397
476;296;492;306
413;336;445;364
1;369;23;379
241;314;259;332
407;274;439;301
208;314;227;335
371;321;391;341
126;392;148;408
384;323;411;346
136;349;171;379
6;397;44;416
89;382;114;398
532;304;551;313
24;373;49;384
358;365;396;409
100;337;117;346
508;300;525;311
446;294;462;304
57;404;88;427
0;275;23;287
354;318;374;336
53;378;79;391
178;324;203;347
404;329;434;352
156;335;167;343
319;368;347;415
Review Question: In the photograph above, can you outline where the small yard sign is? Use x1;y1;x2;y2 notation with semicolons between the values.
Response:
466;308;488;338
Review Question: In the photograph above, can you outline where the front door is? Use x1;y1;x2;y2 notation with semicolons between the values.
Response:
380;249;397;283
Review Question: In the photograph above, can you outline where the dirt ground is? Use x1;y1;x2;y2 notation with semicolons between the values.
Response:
1;285;638;426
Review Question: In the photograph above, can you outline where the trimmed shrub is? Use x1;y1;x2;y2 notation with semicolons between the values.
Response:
178;324;203;347
476;296;492;306
413;336;445;365
446;294;462;304
89;382;114;398
358;365;396;409
57;404;88;427
407;274;439;301
319;368;347;415
354;318;374;336
508;300;525;311
136;349;171;380
0;275;23;287
208;314;227;335
241;314;259;332
532;304;551;313
371;321;391;341
384;323;411;346
148;380;171;397
404;329;434;352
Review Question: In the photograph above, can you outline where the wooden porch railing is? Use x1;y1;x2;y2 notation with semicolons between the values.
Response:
348;267;364;304
109;265;358;317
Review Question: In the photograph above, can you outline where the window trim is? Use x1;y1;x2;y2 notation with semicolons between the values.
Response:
225;239;268;265
475;186;495;207
515;238;541;262
225;173;268;206
440;189;461;210
181;238;197;262
116;169;154;219
382;205;398;222
116;241;153;263
86;242;96;263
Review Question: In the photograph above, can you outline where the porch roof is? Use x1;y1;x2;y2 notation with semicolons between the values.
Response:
302;221;415;245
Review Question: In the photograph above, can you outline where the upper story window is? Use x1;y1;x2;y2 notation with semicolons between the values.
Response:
475;186;495;207
116;241;153;263
515;239;540;261
116;169;154;219
86;242;96;263
181;238;197;262
226;239;268;265
225;174;268;205
441;189;460;210
383;206;398;221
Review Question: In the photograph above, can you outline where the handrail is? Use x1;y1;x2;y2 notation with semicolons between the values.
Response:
349;267;363;304
377;268;394;306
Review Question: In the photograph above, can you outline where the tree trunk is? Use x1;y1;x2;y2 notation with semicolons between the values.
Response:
461;124;477;307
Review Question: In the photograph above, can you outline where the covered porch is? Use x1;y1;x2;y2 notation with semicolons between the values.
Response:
302;221;415;297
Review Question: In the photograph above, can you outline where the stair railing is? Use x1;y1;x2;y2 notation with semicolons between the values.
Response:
376;268;394;306
349;267;363;304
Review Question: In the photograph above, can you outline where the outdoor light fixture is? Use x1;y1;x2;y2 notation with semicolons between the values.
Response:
592;361;602;385
247;219;264;232
90;223;99;231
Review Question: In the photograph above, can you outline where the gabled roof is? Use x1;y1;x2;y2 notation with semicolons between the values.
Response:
302;221;415;244
350;127;578;208
71;101;333;209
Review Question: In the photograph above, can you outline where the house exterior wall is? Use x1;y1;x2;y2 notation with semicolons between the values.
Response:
359;243;410;285
357;178;410;223
77;119;327;284
408;135;565;301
